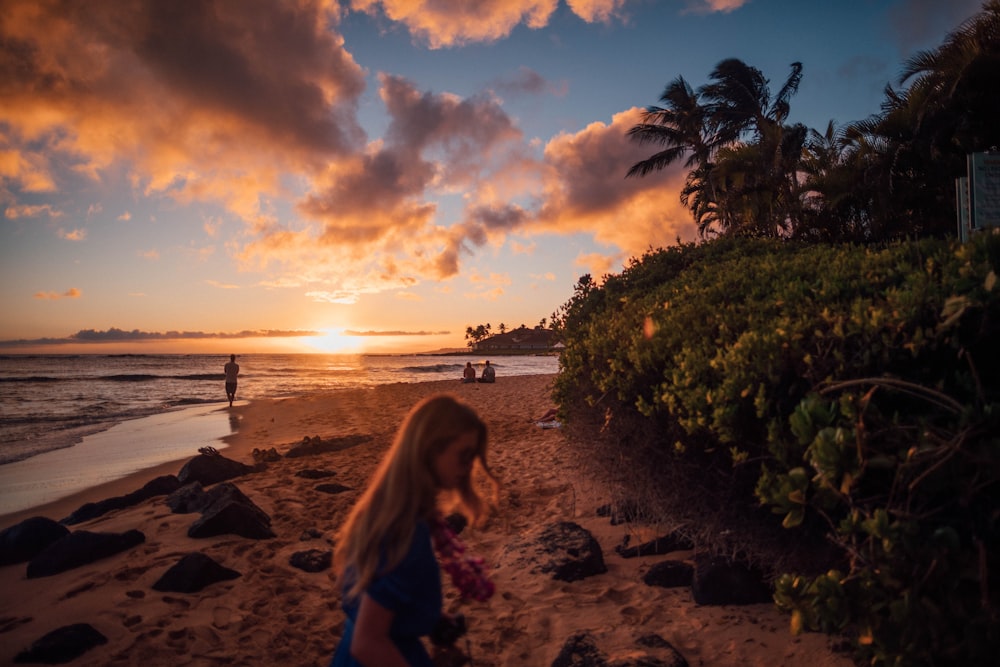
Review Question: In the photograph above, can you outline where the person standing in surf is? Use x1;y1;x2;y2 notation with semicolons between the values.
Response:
224;354;240;406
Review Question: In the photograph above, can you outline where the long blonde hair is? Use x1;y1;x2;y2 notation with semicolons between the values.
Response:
334;394;497;601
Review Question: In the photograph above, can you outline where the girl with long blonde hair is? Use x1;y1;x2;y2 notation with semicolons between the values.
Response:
330;394;498;666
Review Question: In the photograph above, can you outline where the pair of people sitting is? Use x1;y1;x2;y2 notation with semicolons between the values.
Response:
462;360;496;383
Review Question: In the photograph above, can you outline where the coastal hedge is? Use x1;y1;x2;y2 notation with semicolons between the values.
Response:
552;232;1000;666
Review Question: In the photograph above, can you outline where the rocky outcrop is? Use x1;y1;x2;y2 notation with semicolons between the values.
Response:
500;521;607;583
0;517;69;566
177;452;255;486
61;475;181;525
26;530;145;578
152;552;241;593
642;560;694;588
13;623;107;664
187;483;274;539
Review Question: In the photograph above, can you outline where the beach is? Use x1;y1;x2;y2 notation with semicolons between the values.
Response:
0;375;852;666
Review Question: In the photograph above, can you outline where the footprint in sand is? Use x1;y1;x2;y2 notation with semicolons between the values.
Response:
212;607;232;629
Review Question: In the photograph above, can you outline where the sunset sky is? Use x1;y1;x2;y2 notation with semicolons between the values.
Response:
0;0;983;354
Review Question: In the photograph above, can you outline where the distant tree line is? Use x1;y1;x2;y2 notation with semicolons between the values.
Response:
627;0;1000;242
464;319;550;349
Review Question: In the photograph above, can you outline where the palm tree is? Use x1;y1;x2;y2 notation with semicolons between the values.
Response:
626;76;715;178
899;0;1000;155
628;59;806;238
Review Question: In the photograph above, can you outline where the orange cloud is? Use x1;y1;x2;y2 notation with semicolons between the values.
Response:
464;108;698;259
682;0;749;14
0;148;56;192
34;288;81;300
349;0;559;48
1;0;366;218
566;0;628;23
349;0;635;48
4;204;62;219
58;228;87;241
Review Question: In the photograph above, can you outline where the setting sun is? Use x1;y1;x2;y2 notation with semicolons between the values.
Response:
301;329;365;354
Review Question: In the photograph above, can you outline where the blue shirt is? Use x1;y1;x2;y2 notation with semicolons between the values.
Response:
330;520;442;666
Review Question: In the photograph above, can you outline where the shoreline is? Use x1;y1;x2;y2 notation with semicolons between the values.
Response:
0;402;241;522
0;374;852;666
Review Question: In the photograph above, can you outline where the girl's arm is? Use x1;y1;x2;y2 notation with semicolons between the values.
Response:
351;594;410;666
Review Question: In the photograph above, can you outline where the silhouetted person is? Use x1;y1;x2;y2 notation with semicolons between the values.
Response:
478;360;496;383
224;354;240;406
462;362;476;383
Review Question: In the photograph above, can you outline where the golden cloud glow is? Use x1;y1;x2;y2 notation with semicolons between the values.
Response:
34;288;81;300
350;0;559;48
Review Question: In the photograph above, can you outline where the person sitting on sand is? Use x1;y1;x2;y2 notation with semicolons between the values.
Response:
331;395;498;666
462;361;476;383
477;360;496;383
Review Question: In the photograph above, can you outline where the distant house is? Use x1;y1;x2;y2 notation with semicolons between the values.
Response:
474;327;559;353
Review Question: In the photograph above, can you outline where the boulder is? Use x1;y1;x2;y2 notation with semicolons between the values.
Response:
27;530;145;578
165;482;211;514
61;475;180;525
187;484;274;539
551;631;689;667
501;521;607;583
177;452;255;486
284;434;372;458
691;553;772;605
642;560;694;588
13;623;107;664
152;552;241;593
289;549;332;573
0;517;70;566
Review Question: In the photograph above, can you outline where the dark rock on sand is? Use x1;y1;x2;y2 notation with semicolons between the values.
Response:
0;517;70;566
177;452;255;486
61;475;181;525
27;530;145;578
165;482;211;514
691;553;772;605
634;635;689;667
315;483;352;495
552;632;607;667
152;552;241;593
289;549;332;573
13;623;108;664
503;521;607;583
187;483;274;539
295;468;337;479
642;560;694;588
299;528;323;541
551;631;689;667
616;533;694;558
285;434;372;458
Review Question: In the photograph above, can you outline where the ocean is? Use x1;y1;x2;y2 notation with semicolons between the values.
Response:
0;353;560;465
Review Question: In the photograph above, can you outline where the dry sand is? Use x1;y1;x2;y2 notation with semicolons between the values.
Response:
0;375;853;666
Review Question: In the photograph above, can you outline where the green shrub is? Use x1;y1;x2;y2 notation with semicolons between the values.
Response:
553;232;1000;666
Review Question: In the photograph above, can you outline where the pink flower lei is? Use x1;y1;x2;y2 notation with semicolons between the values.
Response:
429;514;495;602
